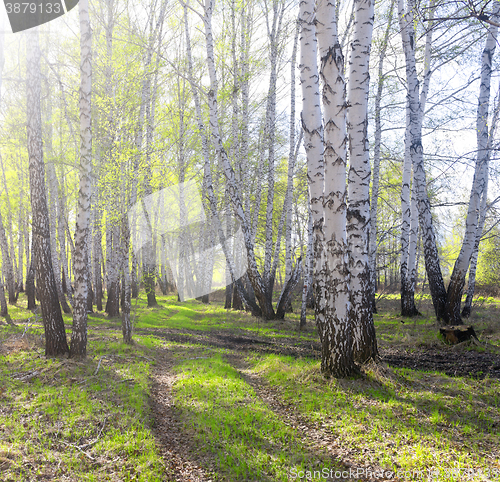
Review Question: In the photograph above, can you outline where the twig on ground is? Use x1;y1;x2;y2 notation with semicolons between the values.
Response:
94;356;105;375
79;418;108;450
61;441;95;461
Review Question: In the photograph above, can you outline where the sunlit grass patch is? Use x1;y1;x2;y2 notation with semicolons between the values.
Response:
251;354;500;481
173;351;343;481
0;331;170;481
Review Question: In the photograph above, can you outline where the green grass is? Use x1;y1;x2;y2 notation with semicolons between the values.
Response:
250;354;500;481
2;291;500;481
0;305;170;481
172;347;343;481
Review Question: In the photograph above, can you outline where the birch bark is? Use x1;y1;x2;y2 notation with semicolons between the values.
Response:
446;12;498;323
26;28;69;356
399;0;448;322
400;0;433;317
70;0;93;357
263;0;284;291
299;0;358;376
346;0;378;363
300;206;313;328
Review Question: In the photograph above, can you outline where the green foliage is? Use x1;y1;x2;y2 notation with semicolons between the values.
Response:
476;223;500;291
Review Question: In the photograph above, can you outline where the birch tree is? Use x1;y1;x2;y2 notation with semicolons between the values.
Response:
70;0;93;357
369;0;395;314
399;0;434;317
347;0;378;363
399;0;448;322
445;11;498;323
0;31;16;306
299;0;358;376
26;28;69;356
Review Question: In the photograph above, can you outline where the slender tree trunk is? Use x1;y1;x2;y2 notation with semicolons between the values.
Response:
347;0;378;363
46;161;71;313
263;0;284;291
269;23;302;312
400;0;433;318
26;28;69;356
17;208;24;294
300;206;313;329
57;179;73;300
121;216;132;343
26;260;36;310
462;165;490;318
93;201;103;310
0;158;17;304
445;13;497;324
1;31;18;305
70;0;93;357
105;223;120;317
0;279;7;317
0;211;16;304
286;23;300;286
369;0;394;314
399;0;448;323
201;0;274;319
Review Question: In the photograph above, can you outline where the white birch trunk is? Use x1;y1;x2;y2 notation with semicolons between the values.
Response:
285;22;299;286
446;13;498;322
0;33;16;306
300;205;313;328
400;0;433;317
26;28;69;356
263;0;284;290
70;0;93;357
461;178;488;318
398;0;448;322
300;0;357;376
346;0;378;363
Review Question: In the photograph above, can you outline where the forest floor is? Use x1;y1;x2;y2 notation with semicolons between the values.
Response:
0;292;499;481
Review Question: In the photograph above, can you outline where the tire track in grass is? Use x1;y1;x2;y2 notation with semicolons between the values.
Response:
223;353;397;482
150;348;216;482
167;347;358;482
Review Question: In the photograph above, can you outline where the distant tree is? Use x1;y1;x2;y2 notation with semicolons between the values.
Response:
0;31;16;307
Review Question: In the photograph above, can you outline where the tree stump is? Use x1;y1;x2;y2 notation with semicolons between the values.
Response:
439;325;478;345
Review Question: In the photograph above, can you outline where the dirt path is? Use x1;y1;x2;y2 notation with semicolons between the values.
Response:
147;328;500;481
149;344;398;482
223;353;397;482
150;348;215;482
